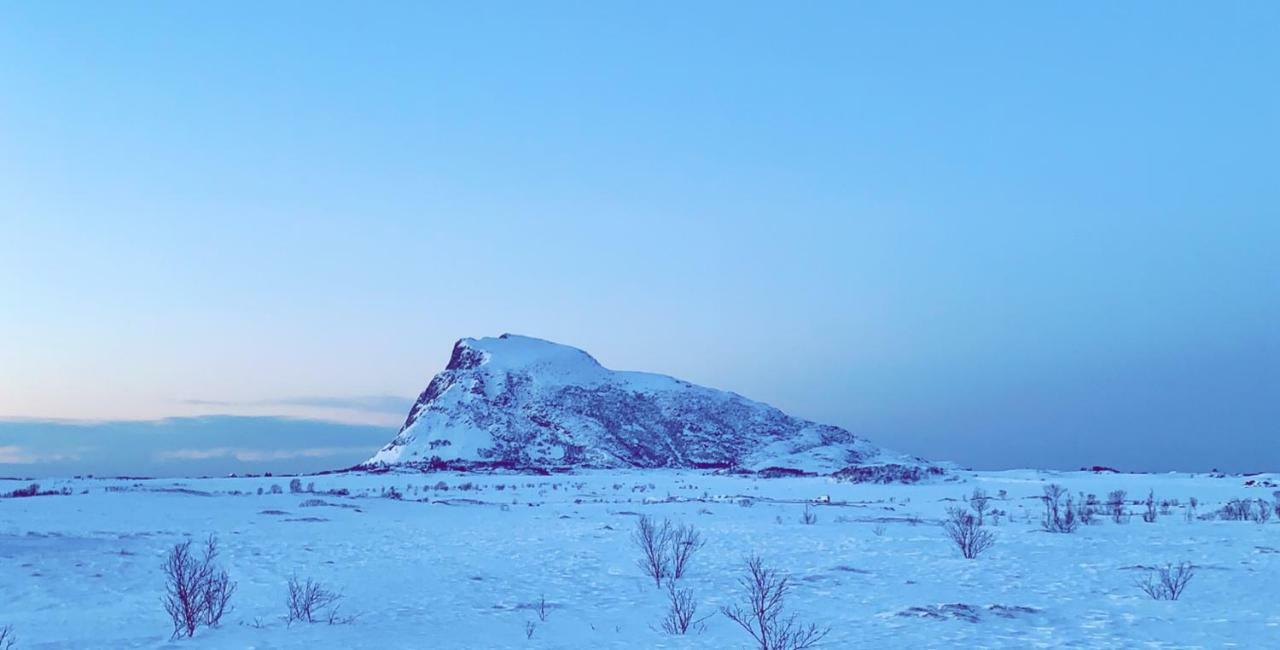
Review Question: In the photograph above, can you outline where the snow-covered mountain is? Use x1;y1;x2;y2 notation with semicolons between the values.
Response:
366;334;939;479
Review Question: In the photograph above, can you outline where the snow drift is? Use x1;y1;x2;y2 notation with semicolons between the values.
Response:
366;334;938;479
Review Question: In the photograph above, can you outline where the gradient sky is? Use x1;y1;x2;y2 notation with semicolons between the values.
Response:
1;2;1277;475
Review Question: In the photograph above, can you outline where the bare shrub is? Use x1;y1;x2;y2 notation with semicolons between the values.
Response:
1141;490;1157;523
162;535;236;639
632;515;673;587
535;594;549;622
799;505;817;525
1107;490;1127;524
670;524;705;580
1041;484;1078;533
0;625;14;650
286;575;342;624
524;620;536;639
968;488;990;525
660;581;708;635
289;478;303;493
1077;493;1098;525
1220;498;1253;521
871;525;886;537
942;507;995;559
1135;562;1194;600
1253;499;1272;524
5;483;40;498
203;564;235;627
721;555;829;650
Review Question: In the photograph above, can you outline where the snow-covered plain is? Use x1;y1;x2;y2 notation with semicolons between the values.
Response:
3;469;1279;648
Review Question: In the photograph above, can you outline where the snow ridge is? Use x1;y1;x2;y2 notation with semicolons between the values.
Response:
367;334;938;478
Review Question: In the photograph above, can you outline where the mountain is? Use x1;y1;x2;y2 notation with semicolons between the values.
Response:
365;334;940;480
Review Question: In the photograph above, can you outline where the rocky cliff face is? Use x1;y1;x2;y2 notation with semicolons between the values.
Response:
366;334;939;479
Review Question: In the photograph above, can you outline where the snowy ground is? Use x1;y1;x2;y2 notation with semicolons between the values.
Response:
3;469;1279;649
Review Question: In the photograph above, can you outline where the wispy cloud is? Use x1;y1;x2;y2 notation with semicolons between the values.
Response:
0;416;391;477
155;446;375;462
181;395;412;416
0;445;80;464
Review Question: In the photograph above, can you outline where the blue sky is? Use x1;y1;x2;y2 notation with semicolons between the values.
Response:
1;2;1276;475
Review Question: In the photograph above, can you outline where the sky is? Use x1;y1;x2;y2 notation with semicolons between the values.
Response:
1;2;1277;476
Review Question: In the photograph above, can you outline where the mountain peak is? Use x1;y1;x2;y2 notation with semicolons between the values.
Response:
372;335;939;480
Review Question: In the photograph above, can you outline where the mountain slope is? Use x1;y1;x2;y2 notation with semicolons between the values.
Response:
367;334;938;478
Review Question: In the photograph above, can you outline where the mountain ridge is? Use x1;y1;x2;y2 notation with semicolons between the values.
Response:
366;334;941;481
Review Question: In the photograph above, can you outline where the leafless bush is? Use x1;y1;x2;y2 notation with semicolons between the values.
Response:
968;487;990;525
0;625;14;650
1041;484;1078;533
721;555;829;650
1141;490;1157;523
1253;499;1272;524
632;515;673;587
799;505;817;525
524;620;536;639
162;535;236;639
535;594;550;622
286;575;342;624
1220;498;1253;521
660;581;709;635
5;483;40;498
289;478;303;493
872;525;886;537
1107;489;1127;524
203;564;235;627
1135;562;1194;600
942;507;995;559
670;524;705;580
1077;493;1098;525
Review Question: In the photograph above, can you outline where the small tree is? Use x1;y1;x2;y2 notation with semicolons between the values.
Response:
660;581;708;635
1142;490;1157;523
632;515;673;588
721;555;828;650
1135;562;1194;601
670;523;705;580
1041;484;1078;533
162;535;236;639
286;575;342;624
799;505;817;525
942;507;995;559
289;478;303;493
968;488;991;525
1107;490;1127;524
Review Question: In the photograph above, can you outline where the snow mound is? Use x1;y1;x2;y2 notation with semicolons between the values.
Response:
366;334;938;477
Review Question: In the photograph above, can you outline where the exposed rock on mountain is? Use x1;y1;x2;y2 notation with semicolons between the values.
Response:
366;334;939;480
